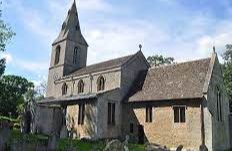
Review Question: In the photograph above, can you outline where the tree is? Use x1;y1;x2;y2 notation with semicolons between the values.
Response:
0;2;15;76
223;44;232;112
147;55;175;67
0;75;34;117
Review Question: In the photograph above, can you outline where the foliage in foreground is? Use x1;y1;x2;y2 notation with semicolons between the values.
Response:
7;129;48;146
0;75;34;117
0;1;15;76
223;45;232;100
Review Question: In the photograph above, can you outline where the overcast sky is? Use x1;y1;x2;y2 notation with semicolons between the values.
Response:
2;0;232;85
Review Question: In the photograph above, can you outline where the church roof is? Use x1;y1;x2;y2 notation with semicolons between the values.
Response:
128;57;211;102
69;53;135;76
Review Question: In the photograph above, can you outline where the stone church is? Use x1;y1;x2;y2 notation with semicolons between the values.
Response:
37;1;231;151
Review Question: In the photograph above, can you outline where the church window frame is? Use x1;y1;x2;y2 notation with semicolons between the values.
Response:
97;76;105;92
108;102;115;125
54;45;61;65
145;106;153;123
173;105;186;123
62;83;68;96
216;86;223;122
78;80;84;94
78;103;85;125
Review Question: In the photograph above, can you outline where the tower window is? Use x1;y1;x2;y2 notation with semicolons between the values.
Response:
78;80;84;94
73;47;78;64
54;46;61;65
62;83;68;95
97;76;105;91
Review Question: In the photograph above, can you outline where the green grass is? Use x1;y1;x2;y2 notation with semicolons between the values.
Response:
8;129;48;145
57;138;145;151
0;116;18;122
58;138;105;151
5;129;145;151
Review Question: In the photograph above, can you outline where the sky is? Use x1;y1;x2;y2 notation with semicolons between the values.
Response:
2;0;232;85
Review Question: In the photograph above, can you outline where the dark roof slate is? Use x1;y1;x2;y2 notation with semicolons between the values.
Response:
128;58;211;102
69;54;135;76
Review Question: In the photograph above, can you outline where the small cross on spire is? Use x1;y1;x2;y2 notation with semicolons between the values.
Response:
139;44;142;51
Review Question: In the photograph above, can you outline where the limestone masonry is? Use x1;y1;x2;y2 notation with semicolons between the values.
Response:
36;1;231;151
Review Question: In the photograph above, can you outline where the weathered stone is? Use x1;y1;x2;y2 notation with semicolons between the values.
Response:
103;139;124;151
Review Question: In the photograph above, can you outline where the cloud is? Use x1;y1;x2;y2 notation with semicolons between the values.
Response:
11;59;49;74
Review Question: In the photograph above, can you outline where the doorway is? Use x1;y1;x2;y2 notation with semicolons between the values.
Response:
138;124;144;144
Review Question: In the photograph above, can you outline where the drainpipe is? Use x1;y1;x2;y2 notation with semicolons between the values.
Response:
200;98;206;146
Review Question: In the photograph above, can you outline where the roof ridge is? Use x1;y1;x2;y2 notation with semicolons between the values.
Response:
81;53;135;68
150;57;211;70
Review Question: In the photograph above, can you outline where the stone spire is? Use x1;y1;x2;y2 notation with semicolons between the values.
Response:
53;0;88;46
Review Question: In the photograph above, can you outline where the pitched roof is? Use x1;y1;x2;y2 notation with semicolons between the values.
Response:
69;53;135;76
128;58;211;102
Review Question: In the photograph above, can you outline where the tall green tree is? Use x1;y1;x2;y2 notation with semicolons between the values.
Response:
147;55;175;67
0;2;15;76
0;75;34;117
223;44;232;112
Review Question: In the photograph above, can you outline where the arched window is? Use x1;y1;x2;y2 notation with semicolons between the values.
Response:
54;45;61;65
97;76;105;91
78;80;84;94
73;47;78;64
62;83;68;95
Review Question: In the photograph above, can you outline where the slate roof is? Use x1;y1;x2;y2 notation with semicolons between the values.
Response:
128;58;211;102
69;54;135;76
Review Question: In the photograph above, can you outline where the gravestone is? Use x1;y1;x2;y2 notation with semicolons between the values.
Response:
103;139;124;151
60;126;68;138
199;145;208;151
48;134;58;151
176;145;183;151
123;135;130;151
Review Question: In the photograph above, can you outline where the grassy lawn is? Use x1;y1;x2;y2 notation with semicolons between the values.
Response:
58;138;144;151
8;129;48;145
5;129;144;151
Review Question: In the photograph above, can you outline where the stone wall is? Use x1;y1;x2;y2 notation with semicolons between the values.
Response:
121;51;149;99
204;54;230;151
35;105;63;136
96;89;122;139
122;100;202;150
66;101;97;139
51;68;121;98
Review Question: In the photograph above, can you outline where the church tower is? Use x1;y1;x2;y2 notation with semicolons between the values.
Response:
46;1;88;97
